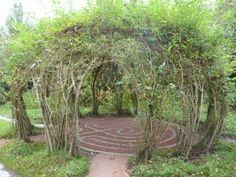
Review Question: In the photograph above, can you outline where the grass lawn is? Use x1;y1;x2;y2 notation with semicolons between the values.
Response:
0;120;13;138
0;91;42;123
0;102;12;118
224;113;236;137
132;142;236;177
0;90;114;123
0;140;89;177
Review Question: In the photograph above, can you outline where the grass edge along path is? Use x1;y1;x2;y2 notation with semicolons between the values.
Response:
0;140;89;177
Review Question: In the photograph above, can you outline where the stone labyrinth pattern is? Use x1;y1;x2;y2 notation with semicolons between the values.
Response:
80;118;177;155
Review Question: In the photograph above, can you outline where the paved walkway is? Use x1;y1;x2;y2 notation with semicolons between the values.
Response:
0;116;12;122
86;154;129;177
80;118;177;155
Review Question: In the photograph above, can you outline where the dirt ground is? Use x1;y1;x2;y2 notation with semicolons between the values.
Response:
0;139;9;146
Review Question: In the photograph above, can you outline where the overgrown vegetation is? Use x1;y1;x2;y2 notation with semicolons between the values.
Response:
0;0;235;175
0;140;89;177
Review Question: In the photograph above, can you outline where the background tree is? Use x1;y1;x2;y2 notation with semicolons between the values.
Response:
5;2;24;36
1;2;33;141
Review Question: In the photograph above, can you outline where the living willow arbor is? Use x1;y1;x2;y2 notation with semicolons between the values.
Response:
6;0;230;160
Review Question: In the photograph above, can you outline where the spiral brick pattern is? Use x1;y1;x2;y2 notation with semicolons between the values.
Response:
80;118;177;155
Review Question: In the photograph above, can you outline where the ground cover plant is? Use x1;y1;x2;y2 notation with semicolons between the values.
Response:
132;142;236;177
0;140;89;177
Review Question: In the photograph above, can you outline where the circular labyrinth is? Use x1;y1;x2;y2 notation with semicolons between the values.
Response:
80;118;177;155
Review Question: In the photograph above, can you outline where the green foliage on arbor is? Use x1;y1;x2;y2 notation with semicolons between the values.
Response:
3;0;232;77
1;0;235;160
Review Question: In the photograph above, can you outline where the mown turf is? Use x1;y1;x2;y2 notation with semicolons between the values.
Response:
0;140;89;177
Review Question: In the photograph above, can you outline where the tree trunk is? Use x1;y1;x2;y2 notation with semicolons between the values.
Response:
11;84;32;142
199;87;227;152
130;85;138;115
178;82;203;159
137;115;157;162
92;68;101;116
115;84;123;115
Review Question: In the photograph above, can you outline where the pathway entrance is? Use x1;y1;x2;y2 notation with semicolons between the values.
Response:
86;154;129;177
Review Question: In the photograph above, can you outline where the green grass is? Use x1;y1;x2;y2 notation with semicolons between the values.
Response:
223;113;236;137
0;140;89;177
132;142;236;177
0;102;12;118
0;120;14;138
0;91;43;123
0;90;119;123
0;102;42;123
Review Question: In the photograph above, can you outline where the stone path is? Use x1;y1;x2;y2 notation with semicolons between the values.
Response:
0;164;17;177
0;116;12;122
86;154;129;177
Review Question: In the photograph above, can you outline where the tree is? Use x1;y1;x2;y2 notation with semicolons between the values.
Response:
5;2;24;36
5;0;231;159
2;2;33;141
